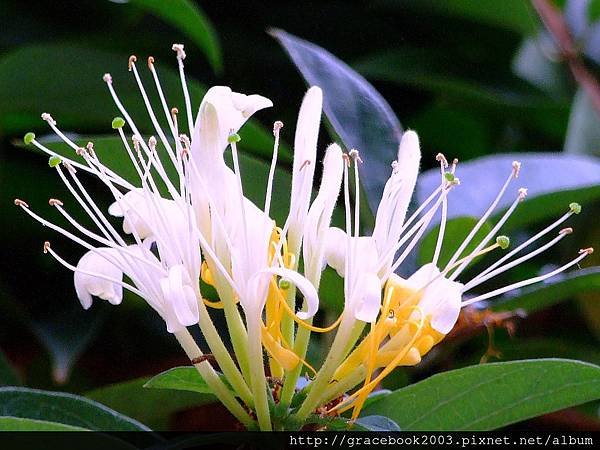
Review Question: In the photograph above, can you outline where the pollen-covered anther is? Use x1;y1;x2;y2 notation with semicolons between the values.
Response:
518;188;528;201
43;241;51;254
172;43;186;60
41;113;56;125
179;134;191;153
273;120;284;134
147;56;155;68
14;198;29;208
132;135;141;153
76;147;86;156
102;73;112;84
436;153;448;168
128;55;137;71
580;247;594;255
559;227;573;235
391;160;399;173
451;158;459;173
48;198;63;207
63;161;76;173
512;161;522;178
349;149;363;164
148;136;157;150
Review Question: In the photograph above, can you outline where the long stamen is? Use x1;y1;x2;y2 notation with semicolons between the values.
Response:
172;44;194;136
342;154;353;298
229;134;251;282
264;121;283;217
445;162;520;269
463;228;573;292
461;248;593;307
432;153;450;267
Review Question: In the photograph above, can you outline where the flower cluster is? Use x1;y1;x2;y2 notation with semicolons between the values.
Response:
17;45;592;430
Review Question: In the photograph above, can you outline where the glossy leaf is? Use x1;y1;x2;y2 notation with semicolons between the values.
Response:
355;415;402;431
86;377;215;430
0;387;155;432
416;153;600;231
0;417;88;431
362;359;600;430
492;266;600;313
564;89;600;156
272;28;402;214
127;0;222;73
144;366;217;394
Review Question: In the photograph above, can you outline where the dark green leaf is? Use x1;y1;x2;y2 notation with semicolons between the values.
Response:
416;153;600;231
418;217;493;268
127;0;222;73
86;377;215;430
362;359;600;430
272;29;402;214
0;350;20;386
0;417;88;431
0;387;156;432
492;266;600;313
144;366;216;394
564;89;600;156
354;415;401;431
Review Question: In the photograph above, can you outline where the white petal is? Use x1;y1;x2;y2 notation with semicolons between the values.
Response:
74;248;124;309
372;130;421;265
351;273;382;322
303;144;344;282
253;267;320;320
323;228;379;277
159;264;200;333
287;86;323;246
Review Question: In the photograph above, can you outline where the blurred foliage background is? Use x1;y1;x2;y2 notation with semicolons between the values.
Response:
1;0;599;431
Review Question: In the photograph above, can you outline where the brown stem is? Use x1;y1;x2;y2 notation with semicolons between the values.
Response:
531;0;600;116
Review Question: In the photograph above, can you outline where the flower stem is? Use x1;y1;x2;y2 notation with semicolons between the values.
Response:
294;314;357;420
247;313;272;431
174;329;254;429
196;299;254;408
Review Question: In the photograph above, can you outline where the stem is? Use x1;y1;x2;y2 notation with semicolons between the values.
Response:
294;314;356;420
174;329;254;429
196;299;254;407
247;313;272;431
279;312;311;408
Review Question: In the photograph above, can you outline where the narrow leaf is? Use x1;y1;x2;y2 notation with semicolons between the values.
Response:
144;366;217;394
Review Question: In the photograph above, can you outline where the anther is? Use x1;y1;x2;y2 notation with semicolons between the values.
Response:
518;188;528;201
41;113;56;125
43;241;51;254
436;153;448;168
102;73;112;84
580;247;594;255
299;159;312;171
512;161;522;178
128;55;137;71
559;227;573;235
148;136;157;149
172;43;186;60
349;149;363;164
48;198;63;207
14;199;29;208
451;158;459;174
171;107;179;116
76;147;86;156
273;120;284;134
147;56;155;68
391;160;399;173
342;153;350;165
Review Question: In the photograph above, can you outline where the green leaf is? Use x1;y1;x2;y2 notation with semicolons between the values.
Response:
418;217;493;269
564;89;600;156
0;350;20;386
0;44;283;161
127;0;222;74
144;366;217;394
0;417;88;431
362;359;600;430
492;266;600;313
416;153;600;231
0;387;156;433
86;377;215;430
589;0;600;23
354;415;401;431
272;28;402;214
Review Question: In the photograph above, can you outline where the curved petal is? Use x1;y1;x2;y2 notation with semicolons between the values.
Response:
74;248;124;309
287;86;323;248
253;267;320;320
159;264;200;333
351;272;382;322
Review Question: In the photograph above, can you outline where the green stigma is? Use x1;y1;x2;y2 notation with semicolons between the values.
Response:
278;279;291;290
496;235;510;250
227;133;241;144
24;132;36;145
48;156;62;168
569;202;582;214
112;117;126;129
443;172;455;182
